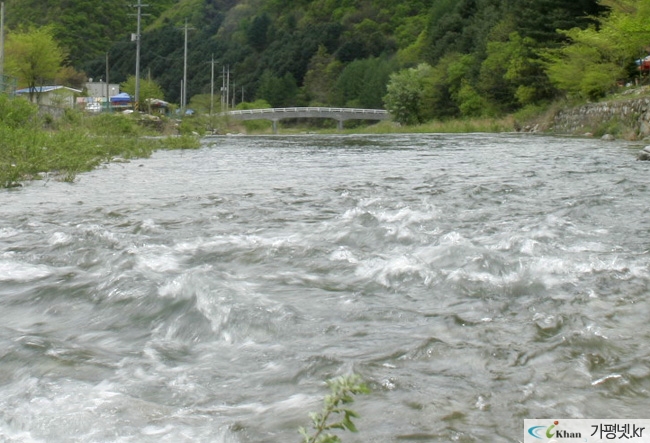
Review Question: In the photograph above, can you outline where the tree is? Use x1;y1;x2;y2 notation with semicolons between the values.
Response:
334;57;397;108
56;66;87;90
334;60;367;107
543;39;624;100
303;45;342;105
479;31;548;111
120;75;165;112
5;0;137;66
247;13;272;52
456;80;491;117
540;0;650;100
421;52;469;120
4;26;66;103
256;70;298;107
423;0;495;63
509;0;608;45
383;63;434;125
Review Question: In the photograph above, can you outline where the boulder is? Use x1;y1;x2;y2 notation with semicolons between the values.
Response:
637;146;650;161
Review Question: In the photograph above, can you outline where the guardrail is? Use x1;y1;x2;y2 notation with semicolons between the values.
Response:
220;107;390;133
224;107;389;116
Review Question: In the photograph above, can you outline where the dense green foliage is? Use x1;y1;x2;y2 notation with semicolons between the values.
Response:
8;0;650;126
4;26;66;95
120;75;166;111
3;0;176;67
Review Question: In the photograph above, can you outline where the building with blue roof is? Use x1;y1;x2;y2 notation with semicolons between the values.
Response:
15;85;82;108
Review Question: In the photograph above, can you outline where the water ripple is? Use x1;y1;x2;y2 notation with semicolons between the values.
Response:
0;133;647;442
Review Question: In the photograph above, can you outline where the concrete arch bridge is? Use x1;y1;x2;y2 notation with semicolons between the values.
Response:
221;107;390;133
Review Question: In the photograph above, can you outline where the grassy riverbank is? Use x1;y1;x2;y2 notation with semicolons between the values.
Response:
4;85;646;189
346;115;518;134
0;96;200;188
199;114;520;136
215;86;650;137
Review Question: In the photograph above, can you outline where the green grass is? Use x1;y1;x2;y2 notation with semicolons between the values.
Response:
312;116;517;135
0;97;200;188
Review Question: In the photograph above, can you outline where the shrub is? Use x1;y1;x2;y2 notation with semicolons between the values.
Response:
0;95;39;129
299;374;369;443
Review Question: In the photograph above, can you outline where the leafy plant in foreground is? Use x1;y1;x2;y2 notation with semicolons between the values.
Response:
299;374;370;443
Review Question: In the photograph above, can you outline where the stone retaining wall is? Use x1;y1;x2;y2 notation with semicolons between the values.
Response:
552;97;650;138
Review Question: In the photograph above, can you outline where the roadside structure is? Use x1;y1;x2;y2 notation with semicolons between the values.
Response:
15;85;81;108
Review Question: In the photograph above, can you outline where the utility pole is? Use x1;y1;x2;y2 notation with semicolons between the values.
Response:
226;65;230;111
183;19;188;110
1;2;5;93
105;52;110;110
181;19;194;112
210;55;215;116
221;65;225;111
132;0;148;111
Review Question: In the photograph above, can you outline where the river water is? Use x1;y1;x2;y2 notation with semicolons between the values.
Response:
0;133;648;442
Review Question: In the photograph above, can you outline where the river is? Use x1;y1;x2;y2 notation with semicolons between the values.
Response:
0;133;648;442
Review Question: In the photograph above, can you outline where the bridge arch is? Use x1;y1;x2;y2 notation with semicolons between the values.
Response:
221;107;390;133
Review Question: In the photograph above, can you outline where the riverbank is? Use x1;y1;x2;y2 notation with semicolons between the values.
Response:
348;87;650;140
509;86;650;141
0;97;200;188
3;87;649;189
299;86;650;140
222;89;650;140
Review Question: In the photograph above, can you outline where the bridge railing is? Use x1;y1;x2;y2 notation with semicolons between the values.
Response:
224;107;389;116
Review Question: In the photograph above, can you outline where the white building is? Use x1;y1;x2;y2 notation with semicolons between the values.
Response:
85;81;120;99
15;86;82;108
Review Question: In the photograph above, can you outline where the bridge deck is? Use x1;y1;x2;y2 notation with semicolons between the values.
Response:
220;107;390;133
222;107;390;121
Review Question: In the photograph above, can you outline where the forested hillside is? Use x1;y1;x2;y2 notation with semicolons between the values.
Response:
7;0;650;123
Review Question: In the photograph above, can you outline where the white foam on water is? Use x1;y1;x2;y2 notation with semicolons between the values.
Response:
78;223;121;246
445;268;523;287
2;134;649;441
439;231;471;245
0;227;20;239
140;218;158;232
157;267;214;300
0;428;45;443
40;380;239;442
340;206;368;220
0;260;53;282
47;231;72;246
491;235;540;255
356;254;433;287
375;206;437;225
136;246;181;273
527;257;576;287
329;247;358;263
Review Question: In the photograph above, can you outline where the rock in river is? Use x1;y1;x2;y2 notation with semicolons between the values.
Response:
637;146;650;161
